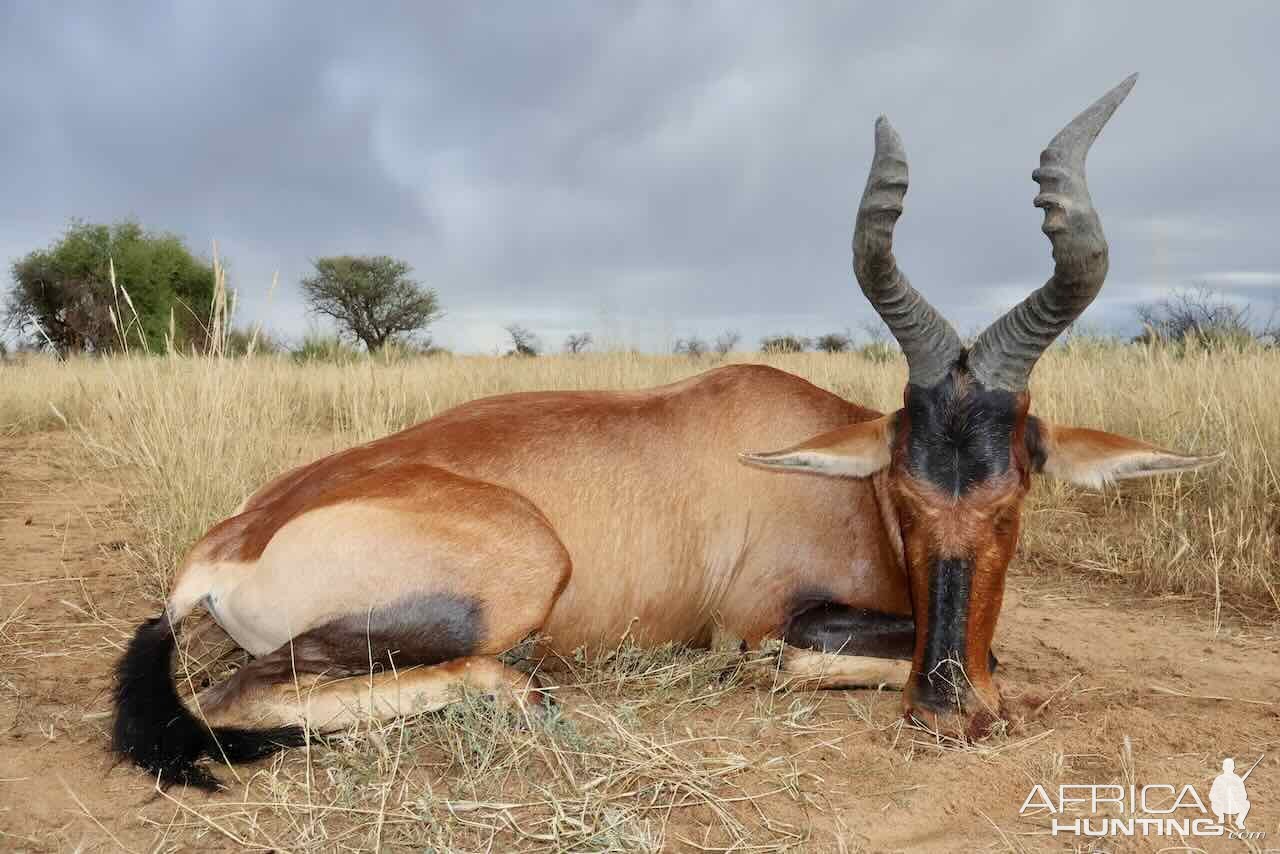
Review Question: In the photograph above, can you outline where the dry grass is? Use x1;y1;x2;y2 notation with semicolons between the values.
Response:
129;635;885;853
1;338;1275;614
1016;338;1280;617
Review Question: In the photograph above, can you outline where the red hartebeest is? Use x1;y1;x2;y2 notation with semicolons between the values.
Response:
114;75;1221;788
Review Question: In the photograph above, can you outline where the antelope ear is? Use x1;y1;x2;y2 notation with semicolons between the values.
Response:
740;413;896;478
1028;417;1224;488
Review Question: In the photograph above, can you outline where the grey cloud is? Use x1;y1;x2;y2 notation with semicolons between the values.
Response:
3;3;1276;352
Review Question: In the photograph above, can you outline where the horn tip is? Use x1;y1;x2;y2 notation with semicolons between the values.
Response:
1047;73;1141;155
1098;72;1140;113
875;114;900;132
1091;72;1140;119
1111;72;1140;102
873;115;904;151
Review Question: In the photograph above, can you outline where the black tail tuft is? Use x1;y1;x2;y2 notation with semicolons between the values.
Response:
112;616;218;789
112;615;307;790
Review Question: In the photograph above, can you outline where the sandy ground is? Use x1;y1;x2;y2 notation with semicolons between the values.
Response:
2;431;1278;852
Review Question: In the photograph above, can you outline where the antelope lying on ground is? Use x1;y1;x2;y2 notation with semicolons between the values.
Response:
114;75;1220;788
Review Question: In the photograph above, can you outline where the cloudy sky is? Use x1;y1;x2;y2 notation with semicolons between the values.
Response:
2;3;1276;353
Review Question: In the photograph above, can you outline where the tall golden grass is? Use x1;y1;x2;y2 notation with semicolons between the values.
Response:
1;341;1275;616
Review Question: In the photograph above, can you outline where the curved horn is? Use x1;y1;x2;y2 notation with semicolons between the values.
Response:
854;117;962;387
969;74;1138;392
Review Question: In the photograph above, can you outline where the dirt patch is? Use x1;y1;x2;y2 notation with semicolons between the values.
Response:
1;432;1277;852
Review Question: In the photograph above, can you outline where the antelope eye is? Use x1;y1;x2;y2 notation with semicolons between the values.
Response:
993;507;1018;535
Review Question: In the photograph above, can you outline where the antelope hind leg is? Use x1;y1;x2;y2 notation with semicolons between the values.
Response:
199;653;547;732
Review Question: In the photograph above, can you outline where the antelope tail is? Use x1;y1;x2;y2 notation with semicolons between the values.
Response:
110;614;306;789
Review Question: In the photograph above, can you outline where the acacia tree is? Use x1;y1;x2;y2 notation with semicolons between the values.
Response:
674;336;708;358
564;332;593;354
300;256;441;351
713;330;741;357
505;324;542;357
4;220;215;354
760;334;810;354
1134;285;1262;348
814;331;852;353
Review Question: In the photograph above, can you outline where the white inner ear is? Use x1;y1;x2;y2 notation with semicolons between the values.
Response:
739;449;889;479
1046;450;1224;488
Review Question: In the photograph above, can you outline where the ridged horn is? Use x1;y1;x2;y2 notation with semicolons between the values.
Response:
968;74;1139;392
854;116;962;388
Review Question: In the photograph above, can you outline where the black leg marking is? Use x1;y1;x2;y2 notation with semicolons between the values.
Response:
299;592;484;671
784;603;914;659
782;596;998;687
205;593;486;713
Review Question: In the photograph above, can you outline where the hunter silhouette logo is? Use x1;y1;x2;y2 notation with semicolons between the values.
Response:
1210;756;1257;829
1019;754;1265;839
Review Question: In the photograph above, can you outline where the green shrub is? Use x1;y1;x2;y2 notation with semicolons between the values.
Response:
4;220;215;354
224;326;282;357
855;341;898;364
292;331;360;364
